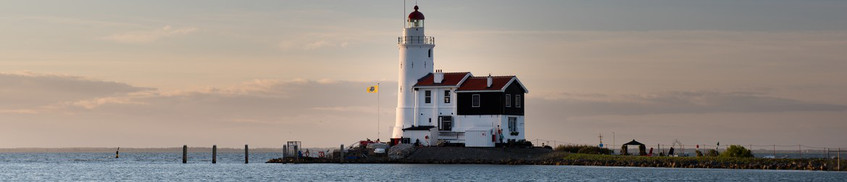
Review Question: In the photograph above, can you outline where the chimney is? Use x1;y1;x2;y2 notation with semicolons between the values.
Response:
486;74;493;88
434;69;444;84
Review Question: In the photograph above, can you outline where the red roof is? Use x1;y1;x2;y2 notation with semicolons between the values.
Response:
408;5;425;20
457;76;516;91
415;72;470;87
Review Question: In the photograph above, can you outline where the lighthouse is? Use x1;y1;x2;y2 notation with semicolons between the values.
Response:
389;5;528;147
393;5;435;138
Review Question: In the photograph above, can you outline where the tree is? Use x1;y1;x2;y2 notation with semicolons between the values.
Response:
719;145;754;158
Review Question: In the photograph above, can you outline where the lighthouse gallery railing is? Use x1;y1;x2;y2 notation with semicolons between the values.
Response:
398;36;435;45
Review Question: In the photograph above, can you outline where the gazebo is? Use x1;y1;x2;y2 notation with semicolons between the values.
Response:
621;139;647;156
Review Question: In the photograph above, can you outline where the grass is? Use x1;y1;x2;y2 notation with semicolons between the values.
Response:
553;153;846;170
559;153;826;163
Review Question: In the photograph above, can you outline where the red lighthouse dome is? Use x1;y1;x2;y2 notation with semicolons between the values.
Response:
408;5;425;20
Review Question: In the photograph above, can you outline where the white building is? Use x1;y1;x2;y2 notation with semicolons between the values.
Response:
391;6;528;147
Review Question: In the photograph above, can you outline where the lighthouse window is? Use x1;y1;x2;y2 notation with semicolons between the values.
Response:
516;95;522;108
472;94;480;107
505;94;511;107
444;90;451;103
425;90;431;104
428;49;432;57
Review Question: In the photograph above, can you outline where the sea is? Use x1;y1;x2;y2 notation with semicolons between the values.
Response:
0;152;845;181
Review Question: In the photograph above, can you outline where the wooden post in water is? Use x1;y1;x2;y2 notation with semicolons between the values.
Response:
340;144;344;164
245;144;249;164
212;145;217;164
115;147;120;158
838;148;841;171
182;145;187;163
283;145;288;158
294;145;299;163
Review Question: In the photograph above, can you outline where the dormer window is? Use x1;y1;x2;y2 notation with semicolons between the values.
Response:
516;95;522;108
472;94;481;107
505;94;511;107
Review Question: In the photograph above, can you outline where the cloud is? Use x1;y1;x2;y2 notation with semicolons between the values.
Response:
0;71;153;112
0;74;396;147
0;109;38;114
2;72;846;148
8;16;144;28
278;39;351;50
103;25;197;43
276;31;365;51
533;91;847;117
42;77;393;126
312;106;376;113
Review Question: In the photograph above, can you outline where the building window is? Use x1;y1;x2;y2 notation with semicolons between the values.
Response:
439;116;452;131
472;94;480;107
508;117;517;132
444;90;451;103
505;94;511;107
516;95;522;108
424;90;431;104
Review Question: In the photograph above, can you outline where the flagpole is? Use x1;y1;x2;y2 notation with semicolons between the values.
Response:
377;82;380;141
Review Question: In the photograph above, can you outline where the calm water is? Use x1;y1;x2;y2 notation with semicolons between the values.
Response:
1;152;845;181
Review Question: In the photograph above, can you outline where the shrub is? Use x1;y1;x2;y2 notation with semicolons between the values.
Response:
706;149;720;157
719;145;754;158
554;145;612;155
695;150;703;157
554;145;582;153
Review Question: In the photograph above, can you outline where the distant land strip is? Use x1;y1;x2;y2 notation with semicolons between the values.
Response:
0;147;304;153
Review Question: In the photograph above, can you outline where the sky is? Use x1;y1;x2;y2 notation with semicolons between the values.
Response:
1;0;846;149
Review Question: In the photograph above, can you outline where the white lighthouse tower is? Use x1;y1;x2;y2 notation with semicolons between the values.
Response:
393;5;435;138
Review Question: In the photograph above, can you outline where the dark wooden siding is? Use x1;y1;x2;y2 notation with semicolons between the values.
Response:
457;81;526;115
503;83;525;115
457;92;503;115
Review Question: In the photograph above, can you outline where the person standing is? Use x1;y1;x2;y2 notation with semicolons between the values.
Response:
498;127;504;144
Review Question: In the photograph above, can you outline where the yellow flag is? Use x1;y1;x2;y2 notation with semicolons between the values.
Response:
367;85;378;93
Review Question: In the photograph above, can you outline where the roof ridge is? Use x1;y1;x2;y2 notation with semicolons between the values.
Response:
468;75;515;78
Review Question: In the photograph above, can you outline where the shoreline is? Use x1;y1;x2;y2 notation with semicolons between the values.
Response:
267;147;846;171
